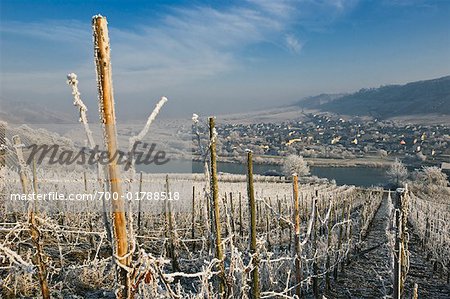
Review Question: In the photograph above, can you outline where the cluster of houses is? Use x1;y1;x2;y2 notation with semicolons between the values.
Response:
212;113;450;166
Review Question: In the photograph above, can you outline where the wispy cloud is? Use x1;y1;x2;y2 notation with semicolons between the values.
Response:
1;1;358;85
0;0;359;117
285;34;303;53
0;20;90;43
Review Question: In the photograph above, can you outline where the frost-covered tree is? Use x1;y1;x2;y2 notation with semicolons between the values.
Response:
386;158;408;186
414;166;448;187
282;154;310;177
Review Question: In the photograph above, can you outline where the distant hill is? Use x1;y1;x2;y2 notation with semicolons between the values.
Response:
316;76;450;118
0;100;73;124
297;93;346;109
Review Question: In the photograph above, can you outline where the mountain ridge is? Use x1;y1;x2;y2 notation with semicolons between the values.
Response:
297;75;450;118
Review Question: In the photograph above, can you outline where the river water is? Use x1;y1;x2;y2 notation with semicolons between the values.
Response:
137;160;389;187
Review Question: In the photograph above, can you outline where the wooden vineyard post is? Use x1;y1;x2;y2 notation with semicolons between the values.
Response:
13;136;50;299
229;192;235;234
92;15;130;298
13;136;29;195
247;150;260;299
393;202;401;299
32;158;38;214
413;283;418;299
223;194;229;236
257;199;261;227
192;185;196;251
165;175;179;273
0;122;5;216
340;199;350;273
277;196;282;247
393;187;409;299
0;121;5;169
83;171;88;193
266;202;271;252
346;196;353;265
209;117;225;294
292;174;302;298
325;198;334;292
239;192;243;237
288;194;292;252
312;195;319;299
137;171;143;233
334;199;346;280
83;171;95;247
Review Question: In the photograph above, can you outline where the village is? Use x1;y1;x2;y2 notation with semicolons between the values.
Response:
212;113;450;168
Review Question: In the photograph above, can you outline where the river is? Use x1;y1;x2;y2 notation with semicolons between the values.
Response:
137;160;389;187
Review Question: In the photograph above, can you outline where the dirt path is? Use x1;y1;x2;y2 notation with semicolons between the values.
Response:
402;225;450;298
327;195;450;299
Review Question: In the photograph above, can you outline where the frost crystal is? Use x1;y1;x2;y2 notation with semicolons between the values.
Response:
92;14;105;20
212;128;218;142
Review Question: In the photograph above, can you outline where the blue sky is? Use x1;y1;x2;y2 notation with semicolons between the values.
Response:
1;0;449;120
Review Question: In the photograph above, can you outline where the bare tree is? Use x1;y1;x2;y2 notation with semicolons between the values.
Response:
414;166;448;187
386;158;408;187
282;154;310;177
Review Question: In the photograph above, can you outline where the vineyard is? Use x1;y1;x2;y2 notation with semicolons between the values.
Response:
1;15;449;299
0;164;383;297
1;162;449;298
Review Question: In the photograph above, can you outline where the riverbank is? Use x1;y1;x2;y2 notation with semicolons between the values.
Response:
207;155;394;169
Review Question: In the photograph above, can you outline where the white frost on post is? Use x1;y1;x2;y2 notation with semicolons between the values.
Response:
300;197;316;246
12;135;28;174
129;96;168;150
92;14;105;20
127;96;168;195
67;73;87;114
66;73;94;146
66;73;96;148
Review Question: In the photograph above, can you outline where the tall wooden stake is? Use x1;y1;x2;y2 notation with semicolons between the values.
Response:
0;121;5;169
165;175;179;272
0;122;5;216
325;199;334;291
13;136;50;299
32;159;38;214
93;15;130;298
247;150;260;299
209;117;225;295
229;192;235;234
394;187;409;299
293;174;302;298
137;171;143;233
239;192;243;237
334;199;346;280
312;198;319;299
192;185;196;251
278;195;283;248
